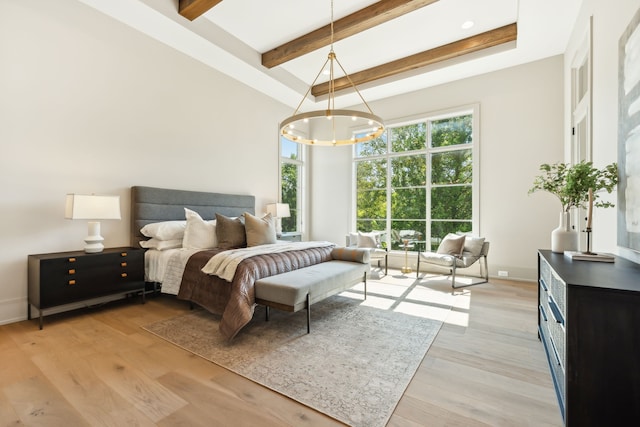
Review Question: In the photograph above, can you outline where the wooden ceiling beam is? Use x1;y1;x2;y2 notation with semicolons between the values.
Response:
179;0;223;21
312;23;518;97
262;0;439;69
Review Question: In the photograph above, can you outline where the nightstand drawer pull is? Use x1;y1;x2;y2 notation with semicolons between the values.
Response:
121;252;128;257
121;273;128;278
69;257;76;263
121;262;127;267
68;269;76;275
68;280;76;285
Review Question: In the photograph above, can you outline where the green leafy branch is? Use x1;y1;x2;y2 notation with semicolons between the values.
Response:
528;161;618;212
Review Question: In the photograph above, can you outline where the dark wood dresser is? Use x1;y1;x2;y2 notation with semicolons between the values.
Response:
537;249;640;426
28;247;145;329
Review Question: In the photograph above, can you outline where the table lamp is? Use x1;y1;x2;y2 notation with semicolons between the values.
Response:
266;203;290;237
65;194;121;253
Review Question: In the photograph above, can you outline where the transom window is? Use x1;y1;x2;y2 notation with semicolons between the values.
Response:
353;106;479;251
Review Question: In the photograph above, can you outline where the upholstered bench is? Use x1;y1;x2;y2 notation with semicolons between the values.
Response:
254;247;370;333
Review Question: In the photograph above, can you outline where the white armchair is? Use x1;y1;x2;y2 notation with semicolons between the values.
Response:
346;231;389;276
416;233;489;288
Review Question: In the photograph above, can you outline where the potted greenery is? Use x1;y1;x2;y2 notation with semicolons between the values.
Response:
529;161;618;252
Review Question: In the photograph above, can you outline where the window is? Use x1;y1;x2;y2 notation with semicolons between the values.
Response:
354;106;478;251
280;137;304;233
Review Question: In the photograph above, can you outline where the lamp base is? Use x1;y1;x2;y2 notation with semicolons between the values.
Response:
84;221;105;253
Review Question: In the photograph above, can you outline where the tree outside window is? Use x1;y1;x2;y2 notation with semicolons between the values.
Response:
354;110;476;251
280;137;303;233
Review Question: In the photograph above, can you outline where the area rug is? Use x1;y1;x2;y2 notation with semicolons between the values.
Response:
143;276;454;427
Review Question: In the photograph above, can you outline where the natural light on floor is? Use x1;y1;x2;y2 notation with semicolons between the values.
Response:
340;270;472;325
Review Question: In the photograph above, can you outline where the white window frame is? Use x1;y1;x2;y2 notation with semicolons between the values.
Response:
279;135;306;233
351;104;480;251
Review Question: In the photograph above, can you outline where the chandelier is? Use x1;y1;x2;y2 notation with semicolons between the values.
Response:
279;0;385;146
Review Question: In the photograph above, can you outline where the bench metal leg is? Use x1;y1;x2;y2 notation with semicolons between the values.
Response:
306;294;311;334
265;305;270;321
363;272;367;300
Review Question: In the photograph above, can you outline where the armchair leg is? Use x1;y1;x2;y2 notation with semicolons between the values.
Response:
451;266;456;288
384;254;388;276
451;255;489;289
482;255;489;281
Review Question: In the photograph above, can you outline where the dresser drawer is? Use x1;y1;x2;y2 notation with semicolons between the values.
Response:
539;257;552;291
540;311;566;410
549;270;566;319
39;267;143;307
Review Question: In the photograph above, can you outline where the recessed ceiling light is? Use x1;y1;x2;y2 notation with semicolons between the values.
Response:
461;20;474;29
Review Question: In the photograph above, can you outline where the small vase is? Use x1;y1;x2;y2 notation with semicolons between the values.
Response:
551;211;579;253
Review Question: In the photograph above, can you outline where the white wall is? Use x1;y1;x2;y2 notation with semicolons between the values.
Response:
565;0;640;264
310;56;565;281
0;0;289;323
311;0;640;277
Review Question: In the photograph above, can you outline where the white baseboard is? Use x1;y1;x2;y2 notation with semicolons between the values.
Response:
0;297;28;325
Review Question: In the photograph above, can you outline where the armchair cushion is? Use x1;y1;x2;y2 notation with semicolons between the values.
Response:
419;251;457;267
436;233;466;257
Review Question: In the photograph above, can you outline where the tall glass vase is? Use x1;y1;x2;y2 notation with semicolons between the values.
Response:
551;211;579;253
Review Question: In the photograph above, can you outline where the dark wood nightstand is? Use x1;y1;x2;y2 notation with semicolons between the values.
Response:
27;247;145;329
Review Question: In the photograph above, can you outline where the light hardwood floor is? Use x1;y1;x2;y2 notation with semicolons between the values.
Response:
0;273;562;426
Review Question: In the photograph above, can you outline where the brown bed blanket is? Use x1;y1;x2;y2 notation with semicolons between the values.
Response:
177;245;334;339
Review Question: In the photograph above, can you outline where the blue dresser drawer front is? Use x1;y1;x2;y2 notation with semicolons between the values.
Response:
539;322;566;419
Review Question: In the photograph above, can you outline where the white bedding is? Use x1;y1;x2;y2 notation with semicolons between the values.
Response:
145;248;182;283
160;248;201;295
144;248;201;295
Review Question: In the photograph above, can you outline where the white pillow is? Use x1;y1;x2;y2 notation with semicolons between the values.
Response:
139;238;182;250
357;231;379;248
463;236;486;257
140;220;186;241
182;208;217;249
437;233;466;257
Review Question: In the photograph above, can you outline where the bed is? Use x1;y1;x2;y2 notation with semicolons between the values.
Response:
130;186;334;339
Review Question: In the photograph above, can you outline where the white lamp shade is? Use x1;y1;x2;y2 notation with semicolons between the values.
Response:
65;194;121;220
266;203;290;218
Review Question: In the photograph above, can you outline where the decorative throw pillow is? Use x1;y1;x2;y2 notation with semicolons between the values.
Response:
139;238;182;250
140;220;186;241
244;212;277;247
215;213;246;249
436;233;466;257
357;231;379;248
182;208;217;249
463;235;485;257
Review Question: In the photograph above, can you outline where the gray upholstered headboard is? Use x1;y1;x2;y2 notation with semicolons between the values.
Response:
130;186;255;247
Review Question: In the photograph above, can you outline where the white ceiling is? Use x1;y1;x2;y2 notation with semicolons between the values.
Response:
80;0;582;109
